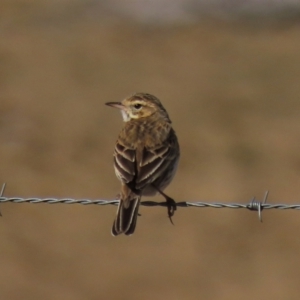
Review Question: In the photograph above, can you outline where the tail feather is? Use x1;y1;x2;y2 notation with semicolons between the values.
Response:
112;196;141;236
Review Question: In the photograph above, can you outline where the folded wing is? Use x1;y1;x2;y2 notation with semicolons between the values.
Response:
113;131;178;192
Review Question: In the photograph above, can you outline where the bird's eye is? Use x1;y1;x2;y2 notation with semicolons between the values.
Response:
133;104;142;109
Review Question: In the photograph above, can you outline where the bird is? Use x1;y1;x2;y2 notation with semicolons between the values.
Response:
105;92;180;236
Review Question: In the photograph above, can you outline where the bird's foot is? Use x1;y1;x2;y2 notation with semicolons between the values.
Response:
165;196;177;225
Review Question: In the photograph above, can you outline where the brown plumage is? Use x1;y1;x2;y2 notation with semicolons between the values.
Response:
106;93;180;236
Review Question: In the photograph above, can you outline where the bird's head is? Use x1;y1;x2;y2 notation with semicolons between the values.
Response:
105;93;170;122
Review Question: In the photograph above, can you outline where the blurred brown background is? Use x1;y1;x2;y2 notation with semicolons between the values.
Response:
1;1;300;299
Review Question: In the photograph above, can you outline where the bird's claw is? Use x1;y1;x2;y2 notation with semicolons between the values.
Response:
166;197;177;225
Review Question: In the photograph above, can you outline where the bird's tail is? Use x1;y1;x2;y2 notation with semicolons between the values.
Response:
112;195;141;236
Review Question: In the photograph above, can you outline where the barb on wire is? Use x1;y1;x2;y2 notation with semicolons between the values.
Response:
246;190;269;222
0;183;6;217
0;184;299;222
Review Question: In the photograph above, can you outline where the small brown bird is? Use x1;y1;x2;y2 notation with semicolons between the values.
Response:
106;93;180;236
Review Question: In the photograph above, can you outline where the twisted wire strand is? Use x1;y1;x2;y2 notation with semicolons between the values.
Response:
0;183;297;223
0;185;299;223
0;197;299;210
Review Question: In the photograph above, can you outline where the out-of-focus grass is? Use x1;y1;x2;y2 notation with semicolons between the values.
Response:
1;6;300;300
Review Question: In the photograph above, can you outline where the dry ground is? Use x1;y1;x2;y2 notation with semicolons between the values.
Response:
1;7;300;300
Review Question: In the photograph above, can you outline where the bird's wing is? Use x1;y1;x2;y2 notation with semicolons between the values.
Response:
136;131;179;190
113;142;136;184
114;130;179;192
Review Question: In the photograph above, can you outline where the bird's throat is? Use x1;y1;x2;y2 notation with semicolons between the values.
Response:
121;110;130;122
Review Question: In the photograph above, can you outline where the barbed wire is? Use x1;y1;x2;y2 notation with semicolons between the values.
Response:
0;186;300;222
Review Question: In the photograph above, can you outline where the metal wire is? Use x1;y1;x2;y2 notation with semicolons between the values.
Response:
0;196;299;209
0;188;300;222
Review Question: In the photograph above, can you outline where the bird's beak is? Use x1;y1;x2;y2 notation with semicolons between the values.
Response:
106;101;130;122
105;102;125;110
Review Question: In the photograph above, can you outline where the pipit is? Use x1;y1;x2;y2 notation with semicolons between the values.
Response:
106;93;180;236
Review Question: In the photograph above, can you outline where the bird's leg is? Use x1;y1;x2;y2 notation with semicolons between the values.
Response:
152;185;177;225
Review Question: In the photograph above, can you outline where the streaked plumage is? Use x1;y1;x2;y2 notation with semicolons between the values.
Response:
106;93;180;236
